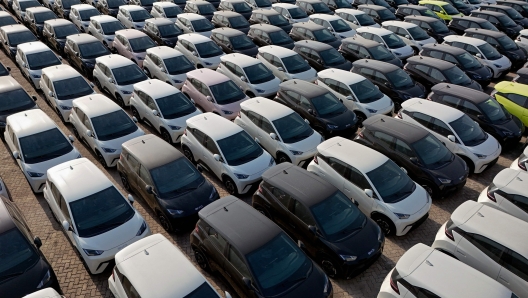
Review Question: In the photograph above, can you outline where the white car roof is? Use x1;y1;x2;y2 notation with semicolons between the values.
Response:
335;8;365;15
44;18;74;27
42;65;82;82
26;6;53;14
356;26;392;36
146;46;184;59
22;288;62;298
178;33;212;44
178;13;206;21
317;136;387;173
443;35;486;46
401;98;463;124
7;109;57;138
115;234;221;298
221;53;260;67
272;3;298;9
71;4;97;11
90;15;119;23
241;97;294;121
17;41;51;55
47;158;114;202
96;54;136;68
187;112;242;140
318;68;366;85
493;168;527;193
309;13;342;21
73;94;121;118
382;20;416;29
258;45;298;58
153;1;178;7
133;79;180;100
120;4;146;11
1;24;31;34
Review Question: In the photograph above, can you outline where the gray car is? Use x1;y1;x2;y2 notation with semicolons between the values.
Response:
0;77;38;135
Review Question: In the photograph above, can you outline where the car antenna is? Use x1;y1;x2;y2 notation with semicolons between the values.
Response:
142;139;145;144
446;85;450;88
283;169;288;174
70;165;73;170
380;118;385;122
224;207;228;212
144;249;149;255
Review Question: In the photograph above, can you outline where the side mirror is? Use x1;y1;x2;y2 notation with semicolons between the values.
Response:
475;53;482;58
327;26;334;32
68;135;75;143
145;185;154;194
33;236;42;248
21;62;26;68
75;51;80;57
225;292;232;298
364;189;374;198
447;135;456;143
197;164;204;172
128;194;135;204
12;151;20;159
405;34;410;39
86;129;94;137
48;91;54;98
240;76;247;82
206;95;213;102
31;95;37;101
152;109;159;116
6;66;10;72
108;77;114;84
160;67;166;73
132;116;138;123
242;277;252;290
297;240;306;249
400;166;407;174
277;66;284;72
213;154;221;161
97;29;102;34
61;220;71;231
308;225;317;235
269;132;278;140
409;156;420;165
308;108;315;116
346;95;355;101
89;82;94;88
304;118;310;124
191;50;198;56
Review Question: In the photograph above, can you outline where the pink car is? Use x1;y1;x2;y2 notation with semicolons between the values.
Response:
112;29;156;68
182;69;248;120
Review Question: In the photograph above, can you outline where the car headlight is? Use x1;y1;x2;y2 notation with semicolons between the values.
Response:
167;209;184;215
209;187;218;200
234;173;249;179
173;79;183;83
0;121;6;126
102;147;117;153
367;108;377;113
494;64;502;68
269;157;275;167
323;274;330;294
121;90;133;94
168;125;181;130
474;153;487;159
136;221;147;236
395;52;401;56
84;62;94;68
438;178;452;184
83;248;104;256
339;254;357;261
163;40;174;46
327;124;339;130
36;270;51;289
137;56;144;60
290;150;303;155
204;61;212;66
394;212;410;219
222;110;234;115
500;128;513;136
255;88;266;93
511;53;519;60
27;171;44;177
472;74;481;79
59;105;72;110
31;74;41;78
135;24;142;29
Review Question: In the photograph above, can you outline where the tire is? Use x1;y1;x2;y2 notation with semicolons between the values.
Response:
96;151;108;168
254;205;270;218
182;145;194;163
115;94;125;108
131;107;142;123
277;152;291;164
194;249;211;272
56;108;66;123
224;177;238;195
355;112;366;128
412;47;419;55
72;126;80;139
320;256;342;279
143;67;151;78
196;64;203;69
49;205;59;223
373;214;396;236
94;78;102;90
158;213;173;232
246;91;255;98
316;128;326;140
120;173;131;191
161;129;172;145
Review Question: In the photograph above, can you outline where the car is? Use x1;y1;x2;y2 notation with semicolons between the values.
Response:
117;5;152;30
64;33;111;77
248;23;295;49
0;11;18;27
440;0;474;16
289;22;341;49
96;0;127;17
142;18;181;48
394;4;441;21
256;45;316;82
87;15;125;50
378;243;518;298
351;59;426;109
15;41;62;89
357;4;397;23
211;27;259;57
42;19;80;54
432;200;528;296
510;145;528;172
4;109;80;193
143;46;195;88
429;83;525;146
479;4;528;29
335;8;380;29
404;15;456;43
171;0;188;9
443;35;512;79
354;0;395;13
150;1;182;22
419;0;463;21
52;0;81;19
497;0;528;18
307;137;431;235
254;162;383;278
513;66;528;84
245;0;272;10
23;288;64;298
184;0;216;20
381;21;436;54
321;0;353;11
0;25;38;58
217;0;253;20
397;98;502;173
109;234;227;297
12;0;41;22
492;81;528;127
0;76;38;135
249;8;293;32
211;11;251;35
470;10;522;38
175;33;225;69
294;40;352;70
0;62;10;77
176;13;214;37
181;113;275;194
24;7;57;37
0;176;10;200
273;3;310;23
235;97;322;165
203;0;221;8
131;79;201;143
356;115;468;198
113;29;157;68
129;0;156;12
338;37;402;67
448;15;499;35
297;0;334;15
69;4;101;32
516;29;528;53
356;27;414;60
0;196;61;297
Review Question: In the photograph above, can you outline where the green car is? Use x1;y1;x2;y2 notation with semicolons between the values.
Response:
419;0;463;21
493;81;528;126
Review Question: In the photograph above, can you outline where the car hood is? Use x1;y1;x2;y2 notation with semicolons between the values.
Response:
215;95;248;113
252;77;280;93
465;132;500;155
292;17;310;23
278;23;293;33
493;115;524;136
283;129;321;153
429;154;468;183
235;45;258;57
0;102;38;120
97;127;145;149
397;82;425;98
201;54;222;65
391;44;413;56
159;179;216;215
290;67;317;81
163;108;201;126
416;36;436;46
466;65;492;79
325;38;342;49
324;218;381;259
325;59;352;70
459;79;482;91
228;149;272;176
271;262;329;297
0;257;51;297
490;54;512;67
321;109;357;128
362;94;393;113
24;147;80;174
384;183;428;215
277;40;295;49
336;30;356;39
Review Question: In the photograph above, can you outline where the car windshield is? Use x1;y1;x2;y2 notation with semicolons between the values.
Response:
229;34;255;50
522;4;528;12
34;11;57;23
113;64;148;85
163;6;182;17
411;134;453;169
477;43;502;60
372;0;390;7
217;131;264;166
289;7;308;18
456;52;482;70
504;7;523;20
158;24;181;38
101;21;125;35
356;13;376;25
421;8;439;18
129;36;156;52
320;48;346;65
311;191;366;242
330;19;351;32
272;112;313;143
69;186;135;238
269;30;292;45
140;0;155;5
311;92;347;117
449;114;487;146
198;3;215;14
130;9;151;22
268;14;289;26
0;88;35;115
452;0;468;9
312;2;331;13
255;0;272;7
19;0;40;11
382;33;406;49
7;31;37;47
478;97;510;124
54;24;79;38
209;80;246;104
183;282;219;298
156;92;196;119
377;9;396;20
479;20;498;31
313;29;337;43
368;44;394;61
282;54;311;74
78;41;110;59
91;110;138;141
386;69;414;89
191;19;215;32
195;41;223;58
150;158;204;198
0;16;17;27
79;9;100;21
429;20;449;33
53;76;93;100
350;79;383;103
0;228;40;284
62;0;80;8
444;66;471;85
467;0;479;3
107;0;126;8
441;4;459;14
26;51;61;70
229;16;250;29
366;160;416;203
19;128;73;164
407;26;429;41
232;2;252;12
335;0;352;7
164;55;195;75
497;14;517;27
244;63;275;84
247;233;312;297
497;35;518;51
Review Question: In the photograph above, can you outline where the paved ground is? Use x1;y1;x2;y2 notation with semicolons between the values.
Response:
0;34;526;298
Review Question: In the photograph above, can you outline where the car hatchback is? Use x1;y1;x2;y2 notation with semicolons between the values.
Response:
0;25;38;58
64;33;111;77
294;40;352;71
113;29;157;68
419;0;463;21
248;23;296;49
211;11;251;34
142;18;182;48
15;41;62;89
250;8;294;33
492;81;528;127
289;22;341;49
404;15;456;43
142;46;195;88
211;27;259;57
0;77;38;134
339;37;402;67
356;26;414;60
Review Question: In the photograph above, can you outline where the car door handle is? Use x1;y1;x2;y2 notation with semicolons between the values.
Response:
344;188;351;192
499;275;509;284
225;271;232;278
456;249;466;256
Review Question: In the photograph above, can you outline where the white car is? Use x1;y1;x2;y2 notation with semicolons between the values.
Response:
443;35;511;79
23;288;63;298
15;41;62;89
432;200;528;296
272;3;309;24
244;0;271;10
39;64;95;123
356;27;414;60
335;8;381;29
43;158;151;274
309;14;357;40
256;45;316;82
87;15;125;49
70;94;145;167
69;4;100;32
93;54;149;106
478;168;528;222
515;30;528;53
0;25;38;58
217;53;280;98
12;0;41;21
397;98;501;174
317;68;393;125
150;1;182;22
130;79;201;144
234;97;322;166
378;243;517;298
142;46;195;88
3;109;80;193
307;137;431;236
181;112;275;195
511;145;528;172
116;5;151;30
175;33;225;69
176;13;214;37
108;234;229;298
381;21;436;53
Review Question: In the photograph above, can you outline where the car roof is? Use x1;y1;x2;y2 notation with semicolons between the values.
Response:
317;136;388;172
186;68;230;85
342;36;379;48
198;196;282;255
213;11;242;18
122;135;184;170
292;21;325;30
294;40;333;51
146;46;184;58
419;0;448;5
66;33;99;44
299;0;325;3
404;15;438;22
279;79;329;97
178;12;206;21
253;8;280;15
212;27;245;37
401;97;463;123
178;33;212;44
406;56;455;70
492;168;522;189
352;59;400;72
154;1;179;7
42;65;82;82
272;3;298;9
421;43;466;55
1;24;31;33
310;13;341;21
44;18;75;27
17;41;51;55
465;28;506;38
145;18;174;25
220;53;260;67
0;76;24;93
90;15;119;23
258;45;298;58
0;197;17;235
133;79;181;99
249;23;282;32
71;3;97;10
451;15;487;23
96;54;136;68
120;4;146;11
318;68;366;85
72;94;121;118
26;6;52;13
431;83;490;104
240;97;294;121
116;29;148;39
189;0;214;5
335;8;365;15
356;26;393;36
495;81;528;95
480;5;513;11
382;20;417;29
222;0;246;3
7;109;57;138
363;114;429;143
443;34;487;45
471;9;506;17
397;4;426;10
187;112;242;140
358;4;388;10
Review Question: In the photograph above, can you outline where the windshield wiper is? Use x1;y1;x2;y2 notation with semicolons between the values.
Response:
0;271;24;282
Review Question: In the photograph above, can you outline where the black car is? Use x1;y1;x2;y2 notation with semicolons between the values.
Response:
0;12;17;27
42;19;80;54
497;0;528;18
24;7;57;37
0;195;61;297
212;11;251;34
248;23;295;49
513;67;528;84
296;0;334;15
470;10;522;38
129;0;156;12
253;163;384;279
429;83;525;146
420;43;492;86
353;0;395;13
249;8;293;32
190;196;332;298
355;115;468;198
0;77;38;134
293;40;352;71
321;0;353;11
96;0;127;17
351;59;426;109
479;4;528;28
0;62;10;76
442;0;472;16
464;28;528;69
358;4;397;23
184;0;216;20
289;22;341;49
52;0;81;19
448;15;499;35
1;26;38;58
275;79;357;138
202;0;221;8
143;18;182;47
404;15;456;42
211;27;258;56
218;0;253;19
385;0;408;9
339;37;403;67
64;33;111;77
245;0;273;10
395;4;441;21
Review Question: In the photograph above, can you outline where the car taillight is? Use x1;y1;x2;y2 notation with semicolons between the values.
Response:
519;159;526;171
397;110;403;119
487;190;497;202
313;155;319;164
357;131;364;138
445;223;454;241
183;129;187;136
194;223;199;234
258;184;263;193
390;275;400;294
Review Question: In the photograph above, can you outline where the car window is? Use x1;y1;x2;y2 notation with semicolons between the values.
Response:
346;166;371;189
293;200;316;226
504;93;527;107
444;54;458;65
208;226;228;252
430;118;452;137
50;182;62;205
59;196;71;223
411;112;432;127
260;118;276;134
440;95;462;107
394;139;413;156
502;250;528;282
373;131;395;148
466;233;505;263
139;165;153;185
429;68;446;81
190;128;206;144
460;100;481;117
271;187;293;207
228;246;251;278
204;135;220;155
328;157;348;177
121;275;141;298
126;153;140;173
415;64;429;75
299;95;312;110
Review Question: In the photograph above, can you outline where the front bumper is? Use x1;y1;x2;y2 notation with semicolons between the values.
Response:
102;148;122;167
395;201;431;236
25;174;47;193
473;148;501;173
341;240;384;279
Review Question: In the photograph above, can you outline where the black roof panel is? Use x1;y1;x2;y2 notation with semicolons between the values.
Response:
352;59;400;72
406;56;455;70
362;114;429;143
431;83;490;104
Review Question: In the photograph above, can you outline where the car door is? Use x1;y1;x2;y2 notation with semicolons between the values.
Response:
81;113;97;150
224;245;255;298
121;151;141;195
256;115;279;154
289;199;319;256
136;164;157;210
16;49;28;78
59;194;76;244
143;94;162;130
499;93;528;125
46;182;63;226
498;249;528;295
202;134;224;179
202;224;228;273
455;233;504;281
266;185;295;231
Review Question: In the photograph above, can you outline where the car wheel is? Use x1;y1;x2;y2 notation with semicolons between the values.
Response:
254;205;270;218
224;177;238;195
161;129;172;145
96;151;108;168
246;91;255;98
120;173;131;191
459;155;475;174
355;112;366;127
56;108;66;123
320;256;341;279
373;214;395;236
94;78;102;90
316;128;326;140
158;213;173;232
194;249;211;272
182;145;195;163
196;64;203;68
131;107;142;123
277;153;291;164
49;205;58;223
115;94;125;108
421;183;435;198
143;67;151;78
72;126;80;139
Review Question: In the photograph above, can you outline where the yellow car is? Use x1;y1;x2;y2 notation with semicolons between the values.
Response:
493;81;528;126
419;0;463;21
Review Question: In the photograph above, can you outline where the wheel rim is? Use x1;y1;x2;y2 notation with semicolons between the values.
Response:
159;215;171;231
183;148;193;161
278;155;289;164
94;79;101;89
422;184;433;196
73;127;79;138
121;175;130;191
97;153;106;167
117;96;125;107
376;218;391;235
356;114;366;127
162;131;171;144
225;180;235;194
195;251;208;269
321;259;337;278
